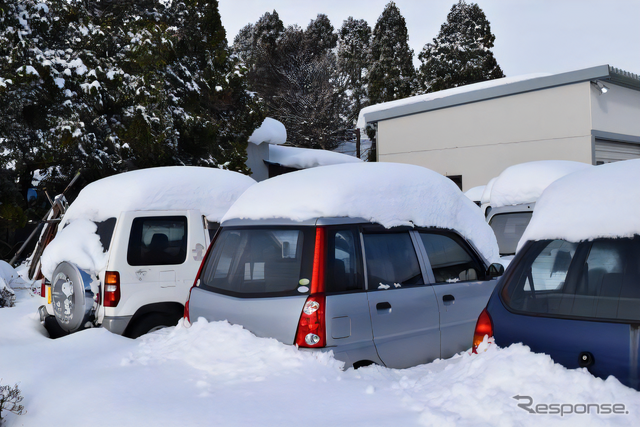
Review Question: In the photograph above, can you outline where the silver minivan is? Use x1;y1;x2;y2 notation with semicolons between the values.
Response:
185;163;504;369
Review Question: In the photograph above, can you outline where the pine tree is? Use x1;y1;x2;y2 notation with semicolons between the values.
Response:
417;0;504;93
232;12;346;150
0;0;264;234
337;17;371;126
368;1;415;105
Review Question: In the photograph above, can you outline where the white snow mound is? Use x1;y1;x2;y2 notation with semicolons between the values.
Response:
223;162;499;263
62;166;256;224
41;166;255;279
269;144;362;169
248;117;287;145
490;160;592;208
519;159;640;249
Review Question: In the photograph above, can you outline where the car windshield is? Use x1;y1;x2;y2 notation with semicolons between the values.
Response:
489;212;532;256
502;236;640;322
199;227;315;297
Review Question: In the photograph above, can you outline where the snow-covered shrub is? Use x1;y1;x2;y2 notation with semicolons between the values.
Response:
0;382;25;424
0;282;16;308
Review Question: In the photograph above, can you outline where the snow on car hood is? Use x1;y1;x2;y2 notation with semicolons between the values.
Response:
222;162;500;263
41;166;255;279
518;159;640;250
489;160;592;208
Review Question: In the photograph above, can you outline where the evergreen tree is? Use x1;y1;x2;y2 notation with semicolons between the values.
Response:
232;12;346;150
0;0;264;235
368;2;415;105
337;17;371;126
417;0;504;93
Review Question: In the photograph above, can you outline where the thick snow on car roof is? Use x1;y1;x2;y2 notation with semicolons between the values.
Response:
489;160;592;208
63;166;256;224
519;159;640;248
40;167;255;279
223;162;500;263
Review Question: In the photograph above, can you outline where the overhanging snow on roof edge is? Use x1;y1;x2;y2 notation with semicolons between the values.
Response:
359;65;640;126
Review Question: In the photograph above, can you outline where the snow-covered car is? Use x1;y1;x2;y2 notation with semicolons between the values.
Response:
484;160;592;260
186;162;504;369
38;166;255;338
475;159;640;390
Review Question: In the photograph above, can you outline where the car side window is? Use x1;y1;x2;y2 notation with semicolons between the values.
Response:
362;232;423;290
419;232;482;283
127;216;188;266
326;228;363;293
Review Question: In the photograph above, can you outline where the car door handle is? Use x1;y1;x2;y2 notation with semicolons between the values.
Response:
376;302;392;311
442;294;455;305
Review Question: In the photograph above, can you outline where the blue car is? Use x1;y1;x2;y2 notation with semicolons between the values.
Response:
474;159;640;390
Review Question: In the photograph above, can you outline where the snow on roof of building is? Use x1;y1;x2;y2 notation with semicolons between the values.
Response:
268;145;362;169
248;117;287;145
357;73;549;128
358;65;640;128
62;166;256;224
489;160;592;208
519;159;640;248
223;162;499;263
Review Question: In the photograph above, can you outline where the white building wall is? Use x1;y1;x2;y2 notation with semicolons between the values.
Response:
590;83;640;136
377;83;594;190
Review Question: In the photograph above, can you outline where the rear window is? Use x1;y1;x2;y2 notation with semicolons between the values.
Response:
199;227;315;297
502;237;640;322
95;217;116;251
489;212;532;256
127;216;187;266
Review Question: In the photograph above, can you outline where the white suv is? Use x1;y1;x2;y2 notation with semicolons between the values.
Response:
38;166;255;338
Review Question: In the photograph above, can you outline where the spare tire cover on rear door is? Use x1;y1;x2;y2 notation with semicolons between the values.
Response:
51;262;97;333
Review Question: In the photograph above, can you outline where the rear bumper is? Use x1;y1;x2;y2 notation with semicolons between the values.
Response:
102;315;132;336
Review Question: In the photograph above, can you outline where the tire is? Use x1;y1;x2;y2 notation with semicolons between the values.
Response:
51;262;97;333
125;312;181;339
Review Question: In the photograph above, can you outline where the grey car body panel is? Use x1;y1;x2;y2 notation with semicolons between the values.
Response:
189;287;307;344
325;292;383;367
366;286;441;368
431;279;499;357
102;315;132;335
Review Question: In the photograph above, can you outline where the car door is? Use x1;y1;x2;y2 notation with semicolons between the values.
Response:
362;228;441;369
417;230;497;358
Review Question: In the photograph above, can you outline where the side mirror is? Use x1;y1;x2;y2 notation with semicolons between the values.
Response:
487;263;504;278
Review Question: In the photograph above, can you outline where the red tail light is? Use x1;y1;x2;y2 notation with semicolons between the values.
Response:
295;294;326;348
103;271;121;307
472;308;493;353
40;279;46;297
295;228;327;348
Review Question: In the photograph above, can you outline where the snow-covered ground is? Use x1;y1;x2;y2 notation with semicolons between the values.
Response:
1;276;638;426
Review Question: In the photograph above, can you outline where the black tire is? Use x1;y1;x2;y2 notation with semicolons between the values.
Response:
51;262;97;333
125;312;181;339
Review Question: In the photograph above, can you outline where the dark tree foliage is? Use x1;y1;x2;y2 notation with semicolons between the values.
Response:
367;1;415;105
0;0;263;236
233;12;346;150
337;17;371;126
417;0;504;93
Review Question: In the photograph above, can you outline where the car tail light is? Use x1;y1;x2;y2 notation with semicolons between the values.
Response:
295;228;326;348
103;271;121;307
473;308;493;353
40;279;46;297
295;294;326;348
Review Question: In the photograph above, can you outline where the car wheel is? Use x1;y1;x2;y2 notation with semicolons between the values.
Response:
125;312;181;339
51;262;97;333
